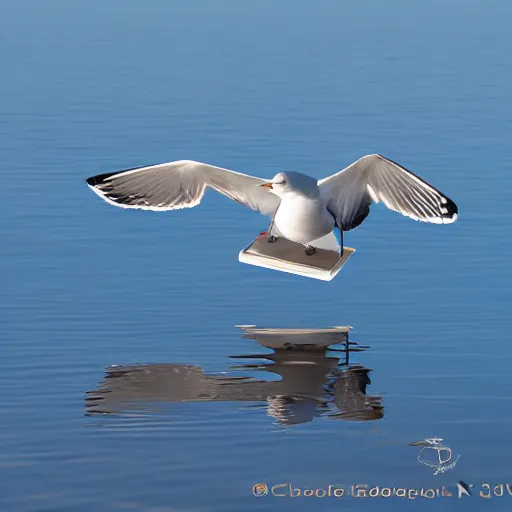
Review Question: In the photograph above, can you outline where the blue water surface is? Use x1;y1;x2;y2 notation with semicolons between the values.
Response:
2;0;512;510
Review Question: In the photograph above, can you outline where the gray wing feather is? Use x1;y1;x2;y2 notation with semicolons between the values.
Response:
318;154;458;231
86;160;280;217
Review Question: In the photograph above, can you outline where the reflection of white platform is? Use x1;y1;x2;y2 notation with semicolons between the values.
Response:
238;231;355;281
237;325;352;350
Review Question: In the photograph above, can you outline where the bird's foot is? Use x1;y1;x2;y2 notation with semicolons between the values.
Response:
268;235;278;243
304;245;316;256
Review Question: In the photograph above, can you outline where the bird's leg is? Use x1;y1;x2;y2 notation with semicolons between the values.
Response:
304;244;316;256
327;208;344;257
267;217;278;243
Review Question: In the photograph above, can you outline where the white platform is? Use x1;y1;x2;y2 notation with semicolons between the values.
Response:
238;231;355;281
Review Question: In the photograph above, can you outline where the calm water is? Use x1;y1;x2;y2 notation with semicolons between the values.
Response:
2;0;512;510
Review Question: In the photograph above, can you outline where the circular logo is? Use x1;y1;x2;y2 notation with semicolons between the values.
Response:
253;483;268;497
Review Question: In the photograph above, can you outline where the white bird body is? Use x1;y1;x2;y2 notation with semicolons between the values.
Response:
86;154;458;253
273;190;335;244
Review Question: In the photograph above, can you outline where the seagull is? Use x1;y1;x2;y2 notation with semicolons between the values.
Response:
86;154;457;255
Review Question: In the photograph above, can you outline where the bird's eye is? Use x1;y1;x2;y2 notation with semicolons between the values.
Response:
275;180;286;185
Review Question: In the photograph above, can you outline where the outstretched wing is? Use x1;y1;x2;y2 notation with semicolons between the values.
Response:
86;160;280;217
318;154;458;231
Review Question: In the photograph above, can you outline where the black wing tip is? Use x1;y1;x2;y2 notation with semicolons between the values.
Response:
448;198;458;216
85;164;160;188
85;171;118;187
85;175;96;186
444;196;458;220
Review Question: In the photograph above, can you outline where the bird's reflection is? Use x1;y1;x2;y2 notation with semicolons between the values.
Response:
86;326;383;425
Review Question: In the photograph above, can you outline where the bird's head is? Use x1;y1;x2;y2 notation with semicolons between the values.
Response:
259;171;317;198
